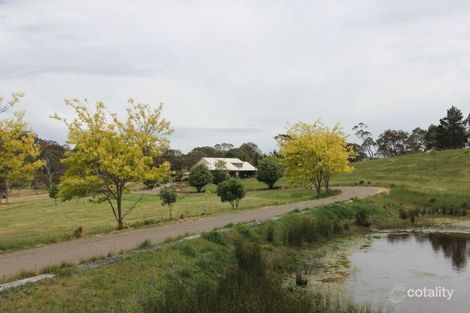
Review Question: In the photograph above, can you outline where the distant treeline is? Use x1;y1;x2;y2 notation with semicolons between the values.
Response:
18;105;470;188
350;105;470;160
153;142;264;177
28;141;265;187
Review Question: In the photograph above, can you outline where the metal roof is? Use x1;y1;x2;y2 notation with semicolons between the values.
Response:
196;157;257;171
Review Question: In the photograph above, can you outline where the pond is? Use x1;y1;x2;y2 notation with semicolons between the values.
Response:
344;231;470;313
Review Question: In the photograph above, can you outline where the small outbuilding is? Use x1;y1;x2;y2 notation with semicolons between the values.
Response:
193;157;257;178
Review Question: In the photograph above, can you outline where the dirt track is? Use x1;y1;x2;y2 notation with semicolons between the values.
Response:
0;186;384;280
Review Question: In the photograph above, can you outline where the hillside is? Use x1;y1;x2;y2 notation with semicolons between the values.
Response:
335;148;470;196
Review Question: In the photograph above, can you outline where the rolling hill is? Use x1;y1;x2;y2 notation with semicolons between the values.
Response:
335;148;470;197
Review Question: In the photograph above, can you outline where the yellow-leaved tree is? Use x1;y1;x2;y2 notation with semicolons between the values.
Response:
0;111;43;203
53;99;172;229
278;121;356;196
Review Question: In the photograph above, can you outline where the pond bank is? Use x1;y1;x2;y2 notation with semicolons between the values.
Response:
295;220;470;313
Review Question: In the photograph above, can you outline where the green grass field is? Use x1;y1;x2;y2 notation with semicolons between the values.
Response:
0;177;317;252
0;196;394;313
1;149;469;312
334;148;470;195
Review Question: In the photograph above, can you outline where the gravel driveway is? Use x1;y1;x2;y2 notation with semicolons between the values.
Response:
0;186;384;280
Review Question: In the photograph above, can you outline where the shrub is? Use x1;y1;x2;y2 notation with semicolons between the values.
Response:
48;183;59;205
285;216;316;246
73;226;86;238
188;164;213;192
398;208;408;219
234;239;265;275
160;188;177;219
173;170;184;182
355;208;372;227
143;180;157;190
266;223;275;242
332;221;343;234
315;219;332;237
408;209;419;223
216;178;246;210
212;169;229;185
256;157;284;189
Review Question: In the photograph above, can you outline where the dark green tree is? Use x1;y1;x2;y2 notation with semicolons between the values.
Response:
48;183;59;205
425;124;439;150
406;127;427;152
256;157;283;189
376;129;409;157
212;160;229;185
436;106;467;149
188;164;213;192
216;178;246;210
159;188;177;219
213;143;234;155
226;142;262;166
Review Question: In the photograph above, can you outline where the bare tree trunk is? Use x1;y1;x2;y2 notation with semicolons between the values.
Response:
44;158;54;186
323;173;330;193
5;179;10;204
116;190;123;229
312;172;323;196
314;183;321;196
115;181;128;229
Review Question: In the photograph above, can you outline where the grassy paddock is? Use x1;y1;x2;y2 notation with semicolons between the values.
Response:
1;149;468;311
0;178;322;252
334;148;470;212
334;148;470;196
0;195;394;313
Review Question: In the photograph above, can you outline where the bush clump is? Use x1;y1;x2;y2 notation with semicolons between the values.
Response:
160;188;177;219
216;178;246;210
266;223;275;242
284;216;317;247
354;208;372;227
256;157;284;189
212;169;229;185
188;164;213;192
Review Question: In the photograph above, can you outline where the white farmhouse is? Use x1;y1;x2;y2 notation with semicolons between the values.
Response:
193;157;257;178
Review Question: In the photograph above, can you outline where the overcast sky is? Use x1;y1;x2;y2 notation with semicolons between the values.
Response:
1;0;470;152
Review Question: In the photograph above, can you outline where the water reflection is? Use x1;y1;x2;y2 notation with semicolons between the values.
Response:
386;232;470;272
345;231;470;313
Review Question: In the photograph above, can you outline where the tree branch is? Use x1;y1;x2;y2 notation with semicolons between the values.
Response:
123;195;143;219
104;195;118;224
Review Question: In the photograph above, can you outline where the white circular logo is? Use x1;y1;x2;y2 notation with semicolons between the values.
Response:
389;283;407;304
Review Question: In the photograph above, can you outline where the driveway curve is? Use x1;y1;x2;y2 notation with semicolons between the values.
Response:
0;186;385;280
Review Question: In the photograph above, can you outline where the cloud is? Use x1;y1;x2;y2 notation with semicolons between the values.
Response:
1;0;470;152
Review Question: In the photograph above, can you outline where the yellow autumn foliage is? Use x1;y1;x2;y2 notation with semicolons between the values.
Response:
278;121;356;195
53;98;172;228
0;111;43;202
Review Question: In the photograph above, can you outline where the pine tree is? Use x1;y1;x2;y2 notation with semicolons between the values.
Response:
436;106;467;149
